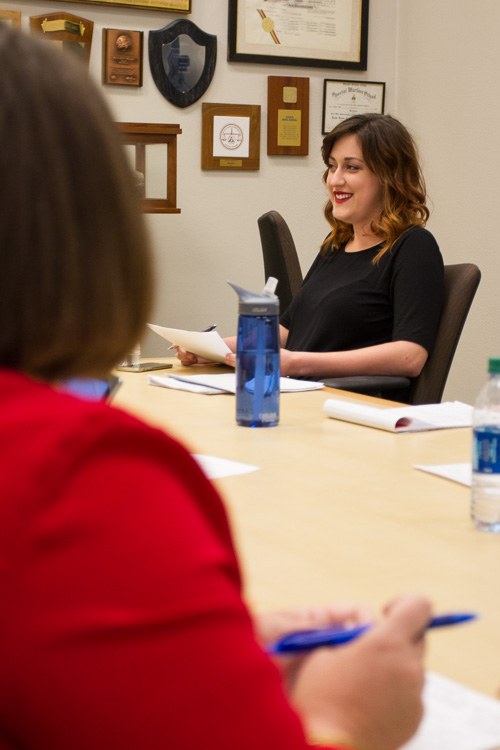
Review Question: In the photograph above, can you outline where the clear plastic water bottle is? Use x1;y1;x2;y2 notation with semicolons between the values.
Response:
471;357;500;532
228;277;280;427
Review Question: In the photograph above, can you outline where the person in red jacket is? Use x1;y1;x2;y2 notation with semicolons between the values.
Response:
0;24;430;750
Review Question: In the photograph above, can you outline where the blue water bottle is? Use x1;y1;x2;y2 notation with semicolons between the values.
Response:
228;277;280;427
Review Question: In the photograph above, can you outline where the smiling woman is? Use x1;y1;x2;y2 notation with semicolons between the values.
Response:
276;112;444;384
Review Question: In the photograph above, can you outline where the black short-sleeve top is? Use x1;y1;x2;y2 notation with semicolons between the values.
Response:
280;226;444;356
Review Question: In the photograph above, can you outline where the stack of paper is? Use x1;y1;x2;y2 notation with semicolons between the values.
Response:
149;373;324;395
148;323;231;364
401;671;500;750
323;399;473;433
414;463;472;487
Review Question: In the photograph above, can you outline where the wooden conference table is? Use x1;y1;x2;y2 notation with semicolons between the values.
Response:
113;359;500;701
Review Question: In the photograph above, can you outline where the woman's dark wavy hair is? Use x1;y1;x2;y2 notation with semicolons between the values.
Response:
0;25;153;380
321;113;429;262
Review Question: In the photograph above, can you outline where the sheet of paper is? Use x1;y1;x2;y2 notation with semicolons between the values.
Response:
193;454;260;479
148;324;232;364
414;462;472;487
149;373;324;394
401;671;500;750
323;399;473;433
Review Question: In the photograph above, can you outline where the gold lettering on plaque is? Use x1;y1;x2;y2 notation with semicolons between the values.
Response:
277;109;301;147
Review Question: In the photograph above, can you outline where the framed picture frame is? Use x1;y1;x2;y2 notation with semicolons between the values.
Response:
322;79;385;134
228;0;369;71
202;103;260;171
0;10;21;27
51;0;191;13
117;123;182;213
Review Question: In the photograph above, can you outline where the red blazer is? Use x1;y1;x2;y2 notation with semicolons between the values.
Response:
0;370;336;749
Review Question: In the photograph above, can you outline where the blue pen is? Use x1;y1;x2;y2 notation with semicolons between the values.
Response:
268;612;477;654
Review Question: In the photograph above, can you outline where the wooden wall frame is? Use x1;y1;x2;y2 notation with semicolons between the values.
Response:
201;103;260;171
117;123;182;214
51;0;191;12
0;10;21;27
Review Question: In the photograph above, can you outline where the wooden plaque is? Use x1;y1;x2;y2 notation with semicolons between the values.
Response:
202;103;260;171
29;11;94;67
267;76;309;156
103;29;143;86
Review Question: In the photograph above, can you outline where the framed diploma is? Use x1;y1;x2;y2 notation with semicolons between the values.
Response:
228;0;369;71
51;0;191;12
202;103;260;171
322;78;385;134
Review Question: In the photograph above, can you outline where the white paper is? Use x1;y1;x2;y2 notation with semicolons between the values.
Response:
212;116;250;158
401;671;500;750
192;454;260;479
323;399;473;433
149;373;324;395
148;324;231;364
414;463;472;487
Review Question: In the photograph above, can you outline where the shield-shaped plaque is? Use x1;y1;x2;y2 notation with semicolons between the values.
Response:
149;20;216;109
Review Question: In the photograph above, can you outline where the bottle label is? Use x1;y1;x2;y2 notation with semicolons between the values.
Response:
473;426;500;474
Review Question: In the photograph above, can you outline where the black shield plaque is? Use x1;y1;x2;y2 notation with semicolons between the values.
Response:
149;20;216;109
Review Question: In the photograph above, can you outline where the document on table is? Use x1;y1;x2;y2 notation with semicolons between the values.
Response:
323;399;473;433
148;323;231;364
149;373;324;395
401;671;500;750
193;454;259;479
414;462;472;487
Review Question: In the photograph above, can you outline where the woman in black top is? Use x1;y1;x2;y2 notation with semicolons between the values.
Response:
179;114;444;379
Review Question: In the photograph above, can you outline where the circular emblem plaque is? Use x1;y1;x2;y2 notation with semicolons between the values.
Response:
220;123;244;150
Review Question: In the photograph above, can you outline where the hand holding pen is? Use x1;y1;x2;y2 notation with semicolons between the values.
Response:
268;611;476;654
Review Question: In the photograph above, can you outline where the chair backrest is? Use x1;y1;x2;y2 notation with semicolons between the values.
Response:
409;262;481;404
257;210;303;314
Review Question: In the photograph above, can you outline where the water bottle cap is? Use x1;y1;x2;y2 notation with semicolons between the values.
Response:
227;277;280;316
489;358;500;374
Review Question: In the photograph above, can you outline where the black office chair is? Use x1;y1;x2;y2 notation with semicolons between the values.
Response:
257;210;481;404
257;210;303;314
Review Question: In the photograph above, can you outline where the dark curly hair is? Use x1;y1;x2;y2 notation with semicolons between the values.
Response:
321;113;429;262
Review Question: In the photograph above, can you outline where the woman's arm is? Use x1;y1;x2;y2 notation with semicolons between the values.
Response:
279;339;428;379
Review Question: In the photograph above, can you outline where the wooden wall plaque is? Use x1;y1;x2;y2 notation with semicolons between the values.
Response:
267;76;309;156
202;103;260;171
30;11;93;66
103;28;143;86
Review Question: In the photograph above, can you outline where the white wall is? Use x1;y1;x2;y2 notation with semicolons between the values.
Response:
396;0;500;402
6;0;496;402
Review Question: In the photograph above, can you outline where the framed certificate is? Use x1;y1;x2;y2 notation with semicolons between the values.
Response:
202;103;260;171
322;79;385;134
228;0;369;71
